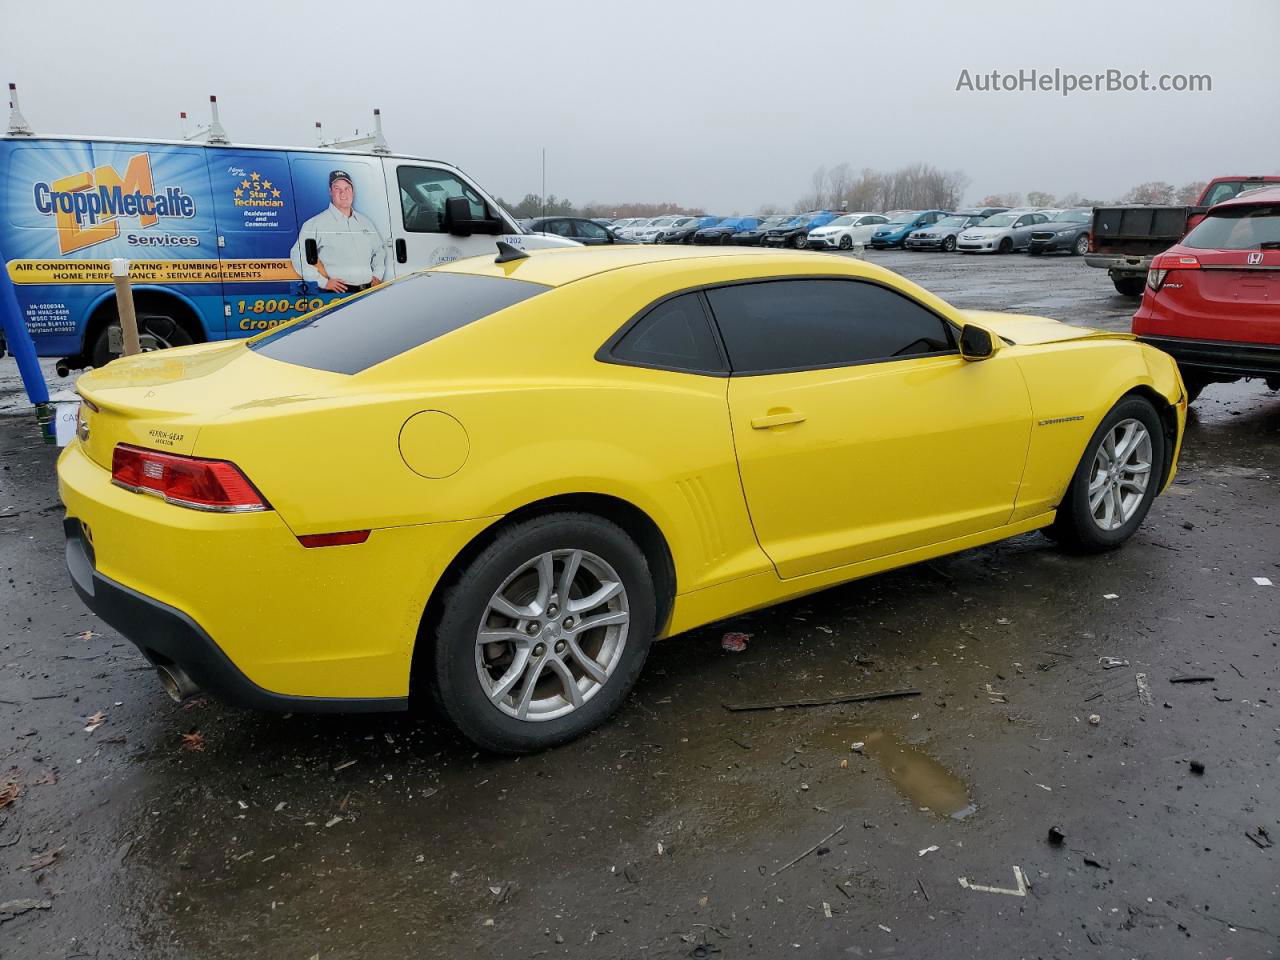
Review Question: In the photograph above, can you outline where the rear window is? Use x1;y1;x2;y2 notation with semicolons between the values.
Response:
250;272;546;374
1183;206;1280;251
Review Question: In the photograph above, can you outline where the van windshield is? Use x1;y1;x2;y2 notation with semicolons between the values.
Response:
1182;206;1280;250
250;272;547;374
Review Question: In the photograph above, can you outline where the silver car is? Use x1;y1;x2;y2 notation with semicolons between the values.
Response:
956;210;1051;254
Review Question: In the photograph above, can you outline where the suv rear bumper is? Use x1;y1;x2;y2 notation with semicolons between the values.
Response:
1136;334;1280;379
1086;254;1152;275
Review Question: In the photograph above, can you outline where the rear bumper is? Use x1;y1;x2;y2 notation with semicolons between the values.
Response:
1085;254;1152;275
57;440;493;708
1135;334;1280;379
63;518;405;713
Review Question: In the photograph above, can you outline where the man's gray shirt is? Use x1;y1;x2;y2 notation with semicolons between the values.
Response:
290;204;387;286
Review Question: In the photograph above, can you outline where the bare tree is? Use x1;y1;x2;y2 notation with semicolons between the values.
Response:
1174;181;1208;205
1026;191;1057;208
1121;181;1176;204
979;192;1024;208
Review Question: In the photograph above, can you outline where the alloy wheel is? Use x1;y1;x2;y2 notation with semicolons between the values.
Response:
475;549;630;722
1087;418;1152;531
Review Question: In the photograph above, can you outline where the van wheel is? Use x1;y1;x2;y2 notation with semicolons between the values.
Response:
429;513;656;753
1049;396;1165;553
90;313;195;368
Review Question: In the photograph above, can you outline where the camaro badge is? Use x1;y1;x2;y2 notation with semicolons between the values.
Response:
1038;415;1085;426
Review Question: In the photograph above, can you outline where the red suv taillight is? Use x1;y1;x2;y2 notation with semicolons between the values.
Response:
111;444;269;513
1148;253;1200;292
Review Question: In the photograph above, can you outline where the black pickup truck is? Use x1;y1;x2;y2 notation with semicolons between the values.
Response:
1086;176;1279;296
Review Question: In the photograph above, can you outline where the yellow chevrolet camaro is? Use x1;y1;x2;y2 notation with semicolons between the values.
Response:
59;245;1186;751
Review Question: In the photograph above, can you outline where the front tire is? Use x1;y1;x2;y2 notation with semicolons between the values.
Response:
1049;396;1165;553
998;237;1013;254
838;234;853;250
1073;233;1090;256
429;513;656;753
942;235;956;253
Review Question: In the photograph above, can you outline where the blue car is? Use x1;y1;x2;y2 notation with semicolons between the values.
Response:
692;216;760;244
869;210;950;249
761;211;841;248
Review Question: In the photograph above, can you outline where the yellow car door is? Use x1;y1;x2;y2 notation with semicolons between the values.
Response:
709;278;1033;580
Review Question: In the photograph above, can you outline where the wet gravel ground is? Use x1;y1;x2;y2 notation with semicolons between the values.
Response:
1;251;1277;959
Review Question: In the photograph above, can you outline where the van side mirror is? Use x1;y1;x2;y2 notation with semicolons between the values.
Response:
304;238;319;265
443;196;502;237
960;324;998;361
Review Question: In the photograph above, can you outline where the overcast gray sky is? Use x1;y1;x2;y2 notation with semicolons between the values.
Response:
4;0;1277;212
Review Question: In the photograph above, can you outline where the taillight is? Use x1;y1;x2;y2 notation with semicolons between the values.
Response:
1147;253;1200;292
111;444;268;513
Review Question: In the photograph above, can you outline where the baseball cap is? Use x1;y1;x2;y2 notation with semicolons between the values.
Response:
329;170;353;187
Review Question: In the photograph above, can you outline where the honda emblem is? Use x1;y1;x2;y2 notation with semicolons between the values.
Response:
1247;251;1263;264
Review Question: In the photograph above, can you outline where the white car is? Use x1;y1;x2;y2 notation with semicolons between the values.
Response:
632;216;686;243
806;212;889;250
608;218;643;238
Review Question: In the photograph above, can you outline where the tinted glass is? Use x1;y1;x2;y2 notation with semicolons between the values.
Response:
396;166;487;233
706;279;954;374
252;273;546;374
575;220;609;240
611;293;725;374
1203;180;1271;206
1183;206;1280;250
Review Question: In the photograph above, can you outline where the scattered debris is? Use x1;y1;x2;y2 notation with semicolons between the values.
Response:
1098;656;1129;670
850;742;865;754
0;899;52;923
958;866;1027;897
770;824;845;877
984;683;1007;703
1047;826;1066;847
76;630;100;641
180;731;206;752
822;901;832;919
1169;675;1215;684
488;881;516;903
878;924;892;933
1135;673;1152;706
325;816;343;828
1088;714;1101;726
1083;855;1109;870
1245;827;1273;850
916;879;930;902
83;710;106;734
1189;760;1206;776
720;632;750;653
723;689;920;713
332;759;357;772
32;770;56;786
1229;663;1246;679
1253;577;1273;587
1102;593;1119;600
0;779;20;809
839;758;848;769
918;845;939;857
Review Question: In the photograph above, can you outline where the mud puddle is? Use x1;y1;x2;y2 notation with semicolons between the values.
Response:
840;726;977;819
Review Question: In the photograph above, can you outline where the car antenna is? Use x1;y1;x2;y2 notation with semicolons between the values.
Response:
495;241;529;264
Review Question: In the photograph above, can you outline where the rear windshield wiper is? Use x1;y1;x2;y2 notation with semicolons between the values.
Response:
1258;241;1280;249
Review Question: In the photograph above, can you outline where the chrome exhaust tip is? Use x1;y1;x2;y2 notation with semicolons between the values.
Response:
156;664;200;703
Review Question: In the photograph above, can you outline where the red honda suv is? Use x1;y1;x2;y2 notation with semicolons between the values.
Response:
1133;186;1280;402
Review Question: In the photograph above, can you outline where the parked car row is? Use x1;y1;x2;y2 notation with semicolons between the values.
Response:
524;207;1096;259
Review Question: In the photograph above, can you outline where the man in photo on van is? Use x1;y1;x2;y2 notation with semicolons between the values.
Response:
290;169;387;294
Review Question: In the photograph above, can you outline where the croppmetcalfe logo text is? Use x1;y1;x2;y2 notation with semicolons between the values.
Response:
32;153;196;254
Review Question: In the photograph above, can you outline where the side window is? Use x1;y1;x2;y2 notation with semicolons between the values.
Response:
608;293;726;374
575;220;609;241
705;279;955;374
396;165;486;233
547;219;575;238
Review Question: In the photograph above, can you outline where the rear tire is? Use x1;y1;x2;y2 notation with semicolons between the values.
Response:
1049;396;1165;553
90;309;196;368
429;512;656;754
1112;275;1146;297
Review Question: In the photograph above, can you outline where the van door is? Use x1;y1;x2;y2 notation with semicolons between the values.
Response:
207;149;314;338
381;160;515;276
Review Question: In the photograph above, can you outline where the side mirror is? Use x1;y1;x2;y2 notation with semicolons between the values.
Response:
304;238;319;265
443;196;503;237
960;324;998;361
